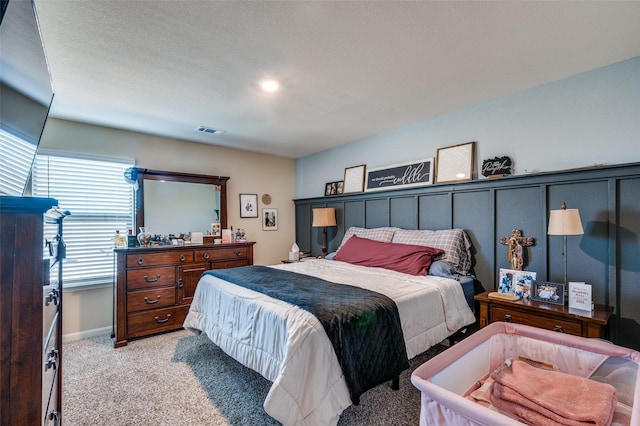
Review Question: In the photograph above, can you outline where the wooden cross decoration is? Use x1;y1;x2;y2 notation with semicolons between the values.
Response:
500;229;536;271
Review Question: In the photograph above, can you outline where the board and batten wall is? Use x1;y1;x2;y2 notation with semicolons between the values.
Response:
294;163;640;350
38;118;296;340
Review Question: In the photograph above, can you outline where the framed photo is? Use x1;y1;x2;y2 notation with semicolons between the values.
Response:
532;280;565;305
343;164;366;193
365;158;434;192
262;208;278;231
239;193;258;218
324;180;344;196
435;141;475;184
498;268;537;299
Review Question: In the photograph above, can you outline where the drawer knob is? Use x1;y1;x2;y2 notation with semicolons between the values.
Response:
503;314;512;323
137;257;144;265
143;296;161;304
178;279;183;289
204;253;210;260
154;314;172;324
553;325;565;333
180;255;186;262
235;251;241;257
143;274;161;283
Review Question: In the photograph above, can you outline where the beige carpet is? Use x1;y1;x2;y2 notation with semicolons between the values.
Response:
63;329;448;425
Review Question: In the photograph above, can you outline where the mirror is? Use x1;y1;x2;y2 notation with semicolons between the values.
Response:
0;0;55;195
134;168;229;237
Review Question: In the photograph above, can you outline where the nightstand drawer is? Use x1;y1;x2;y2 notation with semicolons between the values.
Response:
491;306;582;335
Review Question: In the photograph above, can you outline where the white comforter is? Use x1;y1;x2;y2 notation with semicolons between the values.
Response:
183;259;476;426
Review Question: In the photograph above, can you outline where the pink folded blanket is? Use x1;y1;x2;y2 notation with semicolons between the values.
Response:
489;359;617;426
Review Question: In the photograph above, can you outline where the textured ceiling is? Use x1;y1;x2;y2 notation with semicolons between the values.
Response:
33;1;640;159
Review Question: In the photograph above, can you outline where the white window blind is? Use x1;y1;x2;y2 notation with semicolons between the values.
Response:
33;152;134;287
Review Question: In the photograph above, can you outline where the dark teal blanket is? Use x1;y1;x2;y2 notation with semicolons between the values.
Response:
203;265;409;404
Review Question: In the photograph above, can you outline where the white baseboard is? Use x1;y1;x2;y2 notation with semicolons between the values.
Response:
63;326;112;343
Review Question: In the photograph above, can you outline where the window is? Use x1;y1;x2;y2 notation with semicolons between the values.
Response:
33;151;134;287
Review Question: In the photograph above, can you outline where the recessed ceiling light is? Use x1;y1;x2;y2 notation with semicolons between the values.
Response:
196;126;225;135
260;79;280;92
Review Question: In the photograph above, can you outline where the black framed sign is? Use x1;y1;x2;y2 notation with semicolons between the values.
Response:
365;158;434;192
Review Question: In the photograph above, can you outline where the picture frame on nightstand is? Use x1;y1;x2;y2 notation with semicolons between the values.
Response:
498;268;536;299
532;280;565;305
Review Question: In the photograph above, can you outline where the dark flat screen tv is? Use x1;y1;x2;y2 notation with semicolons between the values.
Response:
0;0;54;196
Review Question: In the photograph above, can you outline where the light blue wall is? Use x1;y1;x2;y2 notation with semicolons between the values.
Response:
295;57;640;199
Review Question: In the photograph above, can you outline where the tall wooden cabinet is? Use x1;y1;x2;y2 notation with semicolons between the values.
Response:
114;242;255;347
1;196;68;426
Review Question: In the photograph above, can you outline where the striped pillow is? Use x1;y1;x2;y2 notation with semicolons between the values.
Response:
336;226;397;253
391;228;472;275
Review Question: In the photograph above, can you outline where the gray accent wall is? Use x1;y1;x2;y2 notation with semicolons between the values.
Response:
294;162;640;350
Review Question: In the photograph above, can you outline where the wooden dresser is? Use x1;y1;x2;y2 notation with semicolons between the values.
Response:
1;196;67;425
474;290;613;339
114;242;255;347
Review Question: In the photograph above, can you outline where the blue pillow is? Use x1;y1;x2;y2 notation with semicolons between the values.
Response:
429;260;457;278
325;251;337;260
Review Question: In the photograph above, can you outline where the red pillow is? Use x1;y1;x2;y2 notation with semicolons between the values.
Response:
334;235;444;276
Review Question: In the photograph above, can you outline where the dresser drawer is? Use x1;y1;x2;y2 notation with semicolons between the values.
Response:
127;266;176;290
197;246;247;261
491;306;582;335
127;287;176;312
212;259;250;269
127;251;194;268
127;305;190;338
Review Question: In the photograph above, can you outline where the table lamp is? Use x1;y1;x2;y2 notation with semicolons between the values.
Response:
547;202;583;284
312;208;337;258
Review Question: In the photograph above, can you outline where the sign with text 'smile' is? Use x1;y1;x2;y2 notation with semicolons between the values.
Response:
366;158;434;192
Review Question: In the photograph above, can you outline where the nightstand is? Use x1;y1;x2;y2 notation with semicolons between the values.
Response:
474;291;613;339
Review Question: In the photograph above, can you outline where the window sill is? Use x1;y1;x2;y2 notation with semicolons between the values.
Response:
63;281;113;292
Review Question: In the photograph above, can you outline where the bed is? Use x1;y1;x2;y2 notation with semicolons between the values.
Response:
183;227;477;425
411;322;640;426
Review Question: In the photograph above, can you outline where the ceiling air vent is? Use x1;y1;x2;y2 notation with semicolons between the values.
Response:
196;126;225;135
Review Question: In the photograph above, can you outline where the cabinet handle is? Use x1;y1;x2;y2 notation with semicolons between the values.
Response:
204;253;210;260
180;255;186;262
137;257;144;265
503;314;512;323
44;349;58;371
45;289;59;306
144;296;161;304
553;325;564;333
234;251;241;257
143;274;161;283
178;279;183;289
154;314;171;323
48;410;60;424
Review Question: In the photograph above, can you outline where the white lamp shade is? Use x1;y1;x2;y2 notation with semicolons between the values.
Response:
548;208;584;235
312;208;337;227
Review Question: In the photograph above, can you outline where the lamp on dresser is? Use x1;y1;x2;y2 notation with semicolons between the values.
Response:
547;202;584;284
312;207;337;258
